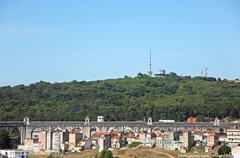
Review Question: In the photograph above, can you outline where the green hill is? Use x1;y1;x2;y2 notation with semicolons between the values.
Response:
0;74;240;121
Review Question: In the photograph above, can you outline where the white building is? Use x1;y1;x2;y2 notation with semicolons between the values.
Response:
98;135;111;152
97;116;104;122
194;133;203;142
52;131;61;150
155;136;163;148
46;131;52;150
227;129;240;145
219;135;228;142
0;150;29;158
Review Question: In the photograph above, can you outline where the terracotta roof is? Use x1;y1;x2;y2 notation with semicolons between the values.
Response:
112;136;120;140
92;132;111;138
204;130;216;136
153;128;161;131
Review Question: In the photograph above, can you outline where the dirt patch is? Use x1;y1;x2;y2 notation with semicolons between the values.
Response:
113;147;175;158
30;148;177;158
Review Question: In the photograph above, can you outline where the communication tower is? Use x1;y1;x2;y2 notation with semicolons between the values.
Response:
204;67;208;77
148;50;153;77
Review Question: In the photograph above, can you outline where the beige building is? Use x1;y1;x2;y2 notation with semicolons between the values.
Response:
180;131;193;150
204;130;217;152
18;139;34;151
69;132;83;148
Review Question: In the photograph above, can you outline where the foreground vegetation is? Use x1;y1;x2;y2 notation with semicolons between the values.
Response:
96;150;113;158
0;129;20;149
0;129;11;149
0;73;240;121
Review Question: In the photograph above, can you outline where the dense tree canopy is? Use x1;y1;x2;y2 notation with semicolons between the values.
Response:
0;74;240;121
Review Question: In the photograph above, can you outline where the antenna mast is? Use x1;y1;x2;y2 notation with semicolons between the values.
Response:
204;67;208;77
148;50;153;77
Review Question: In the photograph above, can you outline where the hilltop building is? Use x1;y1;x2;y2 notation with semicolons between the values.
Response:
155;69;167;78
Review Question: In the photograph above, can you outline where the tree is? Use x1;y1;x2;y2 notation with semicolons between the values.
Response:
169;72;178;78
99;150;107;158
99;150;113;158
137;73;148;78
218;144;231;155
204;77;217;82
47;153;62;158
1;74;240;122
0;130;11;149
137;73;144;78
196;115;204;122
104;150;113;158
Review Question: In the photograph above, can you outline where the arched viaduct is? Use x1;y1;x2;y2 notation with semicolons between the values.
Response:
0;117;239;144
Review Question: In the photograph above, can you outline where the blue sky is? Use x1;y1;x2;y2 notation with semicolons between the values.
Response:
0;0;239;86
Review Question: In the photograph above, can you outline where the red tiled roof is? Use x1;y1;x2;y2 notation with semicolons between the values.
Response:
92;132;111;138
204;130;216;136
112;136;120;140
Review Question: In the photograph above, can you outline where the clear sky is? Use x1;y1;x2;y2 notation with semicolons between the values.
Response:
0;0;239;86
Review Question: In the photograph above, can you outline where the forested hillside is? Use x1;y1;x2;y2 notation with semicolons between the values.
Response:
0;74;240;121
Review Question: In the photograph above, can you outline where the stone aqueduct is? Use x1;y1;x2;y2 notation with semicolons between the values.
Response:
0;117;240;144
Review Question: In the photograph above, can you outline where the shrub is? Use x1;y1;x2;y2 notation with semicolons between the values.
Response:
129;142;142;148
218;145;231;155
